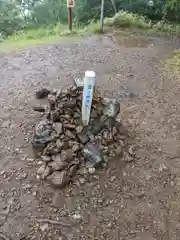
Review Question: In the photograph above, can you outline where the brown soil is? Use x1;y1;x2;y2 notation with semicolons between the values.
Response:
0;32;180;240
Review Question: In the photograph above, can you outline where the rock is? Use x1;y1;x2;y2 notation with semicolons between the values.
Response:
77;131;90;144
32;106;46;112
159;163;168;172
41;166;51;179
72;143;80;152
40;223;49;231
41;155;52;162
53;122;63;135
37;164;46;175
48;94;56;110
72;213;82;221
128;146;135;156
103;98;120;117
115;145;123;157
78;177;86;184
52;154;68;170
47;171;70;188
32;120;54;150
90;117;106;135
56;139;65;149
82;143;104;167
50;110;60;122
36;88;50;99
63;99;77;108
32;83;128;189
48;161;62;171
76;125;83;133
74;78;84;88
63;124;76;130
61;149;74;162
65;130;76;139
115;122;128;136
43;142;60;155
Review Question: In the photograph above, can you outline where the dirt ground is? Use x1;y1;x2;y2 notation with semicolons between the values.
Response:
1;31;180;240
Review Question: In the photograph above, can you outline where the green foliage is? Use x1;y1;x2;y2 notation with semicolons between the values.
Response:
0;0;23;36
106;11;151;29
0;0;180;38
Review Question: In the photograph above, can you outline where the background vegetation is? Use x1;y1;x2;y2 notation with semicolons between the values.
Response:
0;0;180;38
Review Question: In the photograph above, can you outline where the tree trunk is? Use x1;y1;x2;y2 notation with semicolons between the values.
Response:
110;0;117;13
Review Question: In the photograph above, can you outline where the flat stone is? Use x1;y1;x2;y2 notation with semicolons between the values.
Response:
103;98;120;117
65;130;76;139
76;126;83;133
47;171;70;188
36;88;50;99
82;143;104;167
48;161;62;171
32;106;46;112
53;122;63;135
52;154;68;170
41;155;52;162
77;132;89;144
37;164;46;175
63;123;76;130
56;139;65;149
115;146;123;157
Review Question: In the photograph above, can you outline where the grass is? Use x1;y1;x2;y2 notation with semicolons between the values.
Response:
0;22;102;53
165;50;180;74
1;11;180;53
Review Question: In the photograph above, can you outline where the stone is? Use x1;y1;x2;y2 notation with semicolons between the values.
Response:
37;164;46;175
50;110;60;122
72;143;80;152
77;131;90;144
47;171;70;188
63;99;77;109
103;98;120;117
32;106;46;112
63;123;76;130
52;154;68;170
43;142;60;155
115;146;123;157
65;130;76;139
82;143;104;167
72;213;82;220
61;149;74;162
48;161;62;171
41;155;52;162
53;122;63;135
128;146;135;156
56;139;66;149
48;94;56;109
76;125;83;133
32;120;54;150
115;122;128;136
41;166;51;179
32;83;128;189
36;88;50;99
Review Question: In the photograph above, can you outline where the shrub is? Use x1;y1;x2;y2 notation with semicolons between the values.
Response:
105;11;151;29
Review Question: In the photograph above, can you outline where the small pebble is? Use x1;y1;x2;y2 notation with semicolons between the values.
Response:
88;167;96;174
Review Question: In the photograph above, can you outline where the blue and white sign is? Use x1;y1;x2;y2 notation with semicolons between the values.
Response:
82;71;96;125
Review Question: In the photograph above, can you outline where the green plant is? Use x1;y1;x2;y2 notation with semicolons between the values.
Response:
105;11;151;29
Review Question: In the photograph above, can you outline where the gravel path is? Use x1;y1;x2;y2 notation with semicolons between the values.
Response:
0;33;180;239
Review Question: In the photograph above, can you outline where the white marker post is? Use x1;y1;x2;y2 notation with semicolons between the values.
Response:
82;71;96;126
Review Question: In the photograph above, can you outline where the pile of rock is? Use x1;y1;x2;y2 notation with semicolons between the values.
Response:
32;83;128;188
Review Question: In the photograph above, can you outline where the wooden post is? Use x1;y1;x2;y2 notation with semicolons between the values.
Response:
100;0;105;33
68;7;72;31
